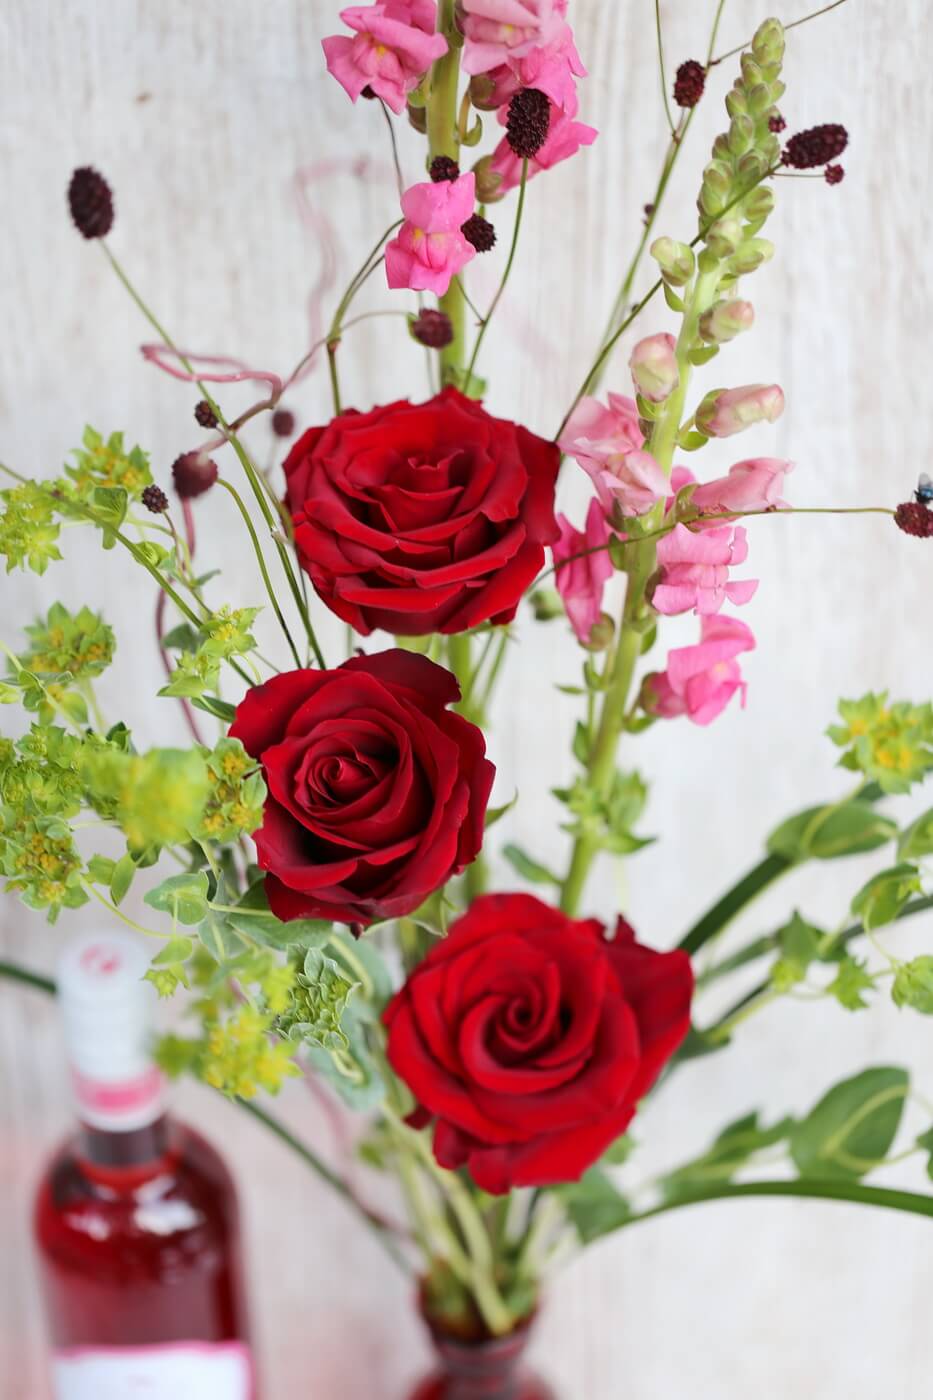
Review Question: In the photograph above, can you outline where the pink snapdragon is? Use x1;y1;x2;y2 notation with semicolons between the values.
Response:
552;498;614;645
691;458;794;516
322;3;448;115
653;523;758;616
559;393;667;518
490;103;597;190
476;22;586;116
696;384;785;439
385;174;477;295
643;615;756;725
629;333;679;404
460;0;568;75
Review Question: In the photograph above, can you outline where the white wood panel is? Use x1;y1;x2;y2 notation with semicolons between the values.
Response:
2;1;932;1395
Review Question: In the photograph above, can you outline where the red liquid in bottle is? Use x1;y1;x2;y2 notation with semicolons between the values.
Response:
32;932;256;1399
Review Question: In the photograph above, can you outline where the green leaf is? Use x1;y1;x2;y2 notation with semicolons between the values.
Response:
161;623;199;652
891;957;933;1015
916;1126;933;1181
790;1067;909;1181
109;852;136;906
602;1133;636;1167
679;431;712;452
152;935;195;966
556;1169;632;1243
502;843;560;887
662;282;685;313
687;345;719;366
485;793;517;829
826;956;876;1011
897;809;933;861
767;802;897;863
770;911;822;990
851;864;922;932
222;879;332;952
144;871;210;927
191;695;238;723
661;1112;794;1199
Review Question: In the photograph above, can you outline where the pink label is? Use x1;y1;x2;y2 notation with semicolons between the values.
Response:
52;1341;254;1398
71;1065;164;1130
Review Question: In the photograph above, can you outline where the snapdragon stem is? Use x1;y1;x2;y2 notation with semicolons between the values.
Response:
428;0;466;382
217;479;302;669
467;158;530;384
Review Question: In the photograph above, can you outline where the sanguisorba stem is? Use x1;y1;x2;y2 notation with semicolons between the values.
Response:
428;0;466;383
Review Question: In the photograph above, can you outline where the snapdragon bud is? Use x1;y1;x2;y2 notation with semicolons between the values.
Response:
629;334;679;404
696;384;785;438
472;155;505;204
699;299;755;343
727;238;774;275
705;216;742;259
530;588;565;621
585;613;615;652
650;236;695;287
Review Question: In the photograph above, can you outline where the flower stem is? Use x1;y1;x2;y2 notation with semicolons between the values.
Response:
428;0;466;383
217;478;302;669
466;159;529;385
616;1177;933;1230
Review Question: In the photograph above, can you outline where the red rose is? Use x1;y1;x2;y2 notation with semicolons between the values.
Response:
229;650;494;927
384;893;693;1193
283;387;560;636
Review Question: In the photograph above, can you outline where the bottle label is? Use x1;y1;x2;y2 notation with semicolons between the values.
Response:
52;1341;254;1399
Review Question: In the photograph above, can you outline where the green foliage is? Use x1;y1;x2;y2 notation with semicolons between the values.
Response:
767;801;897;863
553;769;653;855
850;864;922;932
65;427;152;502
159;608;259;700
769;911;822;991
556;1169;632;1243
660;1112;794;1199
0;480;63;574
891;958;933;1015
277;946;360;1052
826;956;876;1012
502;844;560;887
789;1067;908;1181
144;871;211;927
897;808;933;861
0;812;87;921
81;746;211;851
916;1127;933;1181
18;603;115;683
194;738;266;844
828;693;933;795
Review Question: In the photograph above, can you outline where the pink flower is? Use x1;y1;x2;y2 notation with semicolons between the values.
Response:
460;0;567;75
629;333;679;404
491;103;598;190
691;458;794;516
696;384;785;439
478;21;586;112
653;523;758;616
385;174;477;295
559;393;667;518
323;3;448;115
643;615;756;725
552;498;614;645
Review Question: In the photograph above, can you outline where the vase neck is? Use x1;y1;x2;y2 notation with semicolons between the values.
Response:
432;1330;529;1400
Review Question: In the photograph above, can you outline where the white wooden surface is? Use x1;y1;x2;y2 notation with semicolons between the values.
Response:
2;1;933;1395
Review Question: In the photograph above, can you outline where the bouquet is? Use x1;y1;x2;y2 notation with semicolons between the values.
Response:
3;0;932;1386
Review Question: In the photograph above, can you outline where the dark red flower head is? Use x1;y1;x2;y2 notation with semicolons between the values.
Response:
272;408;297;438
825;164;845;186
895;502;933;538
141;484;168;514
461;214;497;253
194;399;218;429
410;309;454;349
429;155;461;183
172;451;219;500
230;650;494;927
282;387;559;637
385;893;694;1193
673;60;705;109
782;123;849;169
68;167;114;239
506;88;551;159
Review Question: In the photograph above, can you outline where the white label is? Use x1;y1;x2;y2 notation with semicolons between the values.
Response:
52;1341;254;1399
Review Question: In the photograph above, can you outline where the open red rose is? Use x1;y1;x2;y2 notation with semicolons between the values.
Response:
229;650;494;927
384;893;693;1193
283;387;560;636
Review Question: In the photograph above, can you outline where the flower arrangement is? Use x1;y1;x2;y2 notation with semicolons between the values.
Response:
3;0;933;1371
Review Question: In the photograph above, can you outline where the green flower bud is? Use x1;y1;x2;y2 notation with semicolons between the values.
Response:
650;236;695;286
699;298;755;343
740;55;764;88
744;186;775;223
584;613;615;653
704;160;733;193
727;238;774;275
746;82;774;119
472;154;504;204
737;150;768;183
530;588;564;622
704;216;743;259
725;88;748;119
728;114;755;157
469;74;499;111
752;17;785;65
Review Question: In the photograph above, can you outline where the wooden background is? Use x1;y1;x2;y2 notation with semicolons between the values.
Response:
2;0;932;1394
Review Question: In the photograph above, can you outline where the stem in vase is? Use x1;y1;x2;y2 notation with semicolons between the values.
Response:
428;0;466;383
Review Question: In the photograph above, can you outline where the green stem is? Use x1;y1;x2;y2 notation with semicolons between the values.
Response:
617;1178;933;1231
0;959;55;996
217;479;302;669
710;0;848;67
467;159;529;384
654;0;676;136
428;0;466;382
679;853;792;955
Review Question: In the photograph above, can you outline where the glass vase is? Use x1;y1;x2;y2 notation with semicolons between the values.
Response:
407;1316;557;1400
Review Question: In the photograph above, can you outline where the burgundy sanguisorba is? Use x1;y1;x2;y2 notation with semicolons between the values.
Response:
282;387;560;637
229;649;494;928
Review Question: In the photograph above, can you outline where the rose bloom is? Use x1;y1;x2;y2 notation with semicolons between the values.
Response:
385;893;694;1192
643;614;756;726
385;174;477;297
322;2;448;114
553;497;614;644
283;387;559;636
230;650;493;927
